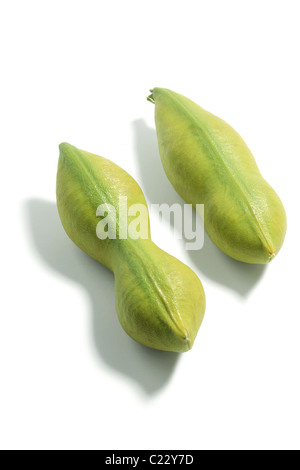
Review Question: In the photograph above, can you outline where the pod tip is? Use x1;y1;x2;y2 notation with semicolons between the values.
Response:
268;250;276;262
147;89;155;104
59;142;71;152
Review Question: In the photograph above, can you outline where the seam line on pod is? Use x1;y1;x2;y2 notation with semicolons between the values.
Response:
127;243;188;340
60;144;120;225
141;261;187;338
163;90;275;256
61;144;100;192
146;272;187;338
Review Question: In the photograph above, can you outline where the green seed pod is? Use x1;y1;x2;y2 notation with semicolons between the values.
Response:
56;143;206;352
148;88;287;264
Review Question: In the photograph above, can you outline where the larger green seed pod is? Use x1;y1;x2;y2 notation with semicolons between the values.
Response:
148;88;287;264
56;143;206;352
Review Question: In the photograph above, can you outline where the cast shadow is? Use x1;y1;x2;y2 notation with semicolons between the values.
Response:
132;118;266;296
25;198;179;394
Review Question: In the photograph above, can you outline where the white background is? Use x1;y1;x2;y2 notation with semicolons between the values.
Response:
0;0;299;450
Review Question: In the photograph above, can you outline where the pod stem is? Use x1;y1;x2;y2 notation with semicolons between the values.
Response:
147;89;155;104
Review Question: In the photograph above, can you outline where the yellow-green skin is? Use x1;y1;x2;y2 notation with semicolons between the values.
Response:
56;143;206;352
148;88;287;264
